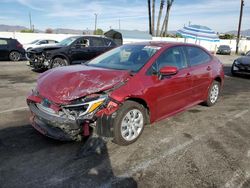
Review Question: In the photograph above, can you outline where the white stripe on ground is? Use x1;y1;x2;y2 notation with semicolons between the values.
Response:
0;107;28;114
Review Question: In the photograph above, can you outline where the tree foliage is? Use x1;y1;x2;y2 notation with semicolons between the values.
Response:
45;28;53;34
20;29;34;33
219;34;235;39
94;28;104;35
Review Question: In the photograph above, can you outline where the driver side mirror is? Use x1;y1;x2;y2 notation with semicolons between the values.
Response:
159;66;178;79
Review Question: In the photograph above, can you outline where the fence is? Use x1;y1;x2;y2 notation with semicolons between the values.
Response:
1;31;249;53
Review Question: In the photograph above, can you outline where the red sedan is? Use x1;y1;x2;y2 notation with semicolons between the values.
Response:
27;42;224;145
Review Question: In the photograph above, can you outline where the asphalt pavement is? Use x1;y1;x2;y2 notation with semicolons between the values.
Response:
0;55;249;188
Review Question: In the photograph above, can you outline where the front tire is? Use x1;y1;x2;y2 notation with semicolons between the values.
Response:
9;51;21;61
113;101;146;146
51;57;69;68
204;81;220;106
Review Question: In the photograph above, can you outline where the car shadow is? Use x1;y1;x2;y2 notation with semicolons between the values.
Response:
0;124;137;187
31;68;47;73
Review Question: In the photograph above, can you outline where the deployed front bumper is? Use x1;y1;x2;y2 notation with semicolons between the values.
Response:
29;102;81;141
27;96;120;141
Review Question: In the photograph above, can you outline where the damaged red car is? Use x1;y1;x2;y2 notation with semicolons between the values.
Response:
27;42;224;145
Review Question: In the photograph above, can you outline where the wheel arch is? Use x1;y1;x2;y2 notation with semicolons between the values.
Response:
125;97;150;124
214;76;222;84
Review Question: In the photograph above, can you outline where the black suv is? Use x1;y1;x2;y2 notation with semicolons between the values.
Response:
0;38;25;61
26;35;117;70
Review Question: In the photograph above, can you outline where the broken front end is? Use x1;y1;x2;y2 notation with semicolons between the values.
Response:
27;91;120;141
26;50;50;69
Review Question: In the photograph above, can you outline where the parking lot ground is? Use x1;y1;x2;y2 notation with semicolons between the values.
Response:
0;56;250;188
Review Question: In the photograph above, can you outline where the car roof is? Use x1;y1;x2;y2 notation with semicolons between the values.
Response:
124;41;205;48
0;37;16;40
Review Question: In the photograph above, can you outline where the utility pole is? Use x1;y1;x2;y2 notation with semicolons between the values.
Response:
236;0;244;54
119;19;121;30
94;13;98;34
29;12;32;31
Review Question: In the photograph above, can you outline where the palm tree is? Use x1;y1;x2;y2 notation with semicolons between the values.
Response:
148;0;152;35
160;0;174;37
151;0;155;36
156;0;165;36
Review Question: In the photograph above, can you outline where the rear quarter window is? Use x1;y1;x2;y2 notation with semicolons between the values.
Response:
186;46;211;66
0;39;8;45
103;38;116;47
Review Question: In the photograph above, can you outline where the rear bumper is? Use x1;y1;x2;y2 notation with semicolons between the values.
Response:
28;102;81;141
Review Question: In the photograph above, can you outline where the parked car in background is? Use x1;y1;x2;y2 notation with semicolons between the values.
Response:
26;35;117;70
216;45;231;55
27;42;224;145
0;37;25;61
23;39;59;51
231;51;250;76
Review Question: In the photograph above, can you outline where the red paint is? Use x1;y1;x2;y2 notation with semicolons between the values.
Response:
159;66;178;75
83;122;90;136
28;42;224;126
36;65;130;104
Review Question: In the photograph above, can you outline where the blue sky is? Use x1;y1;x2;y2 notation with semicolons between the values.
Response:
0;0;249;32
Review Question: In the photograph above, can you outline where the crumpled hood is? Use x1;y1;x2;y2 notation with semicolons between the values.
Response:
236;56;250;65
37;65;130;104
27;45;63;53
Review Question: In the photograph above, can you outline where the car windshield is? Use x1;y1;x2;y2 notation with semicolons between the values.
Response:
29;40;39;44
59;37;78;46
87;44;161;72
246;51;250;56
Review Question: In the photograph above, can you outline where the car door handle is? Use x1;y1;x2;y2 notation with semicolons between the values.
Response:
207;66;211;71
186;73;191;78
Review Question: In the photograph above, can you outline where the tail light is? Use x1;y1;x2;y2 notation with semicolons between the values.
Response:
17;43;23;48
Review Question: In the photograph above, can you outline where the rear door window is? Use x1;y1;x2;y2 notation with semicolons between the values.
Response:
90;38;105;47
186;46;211;66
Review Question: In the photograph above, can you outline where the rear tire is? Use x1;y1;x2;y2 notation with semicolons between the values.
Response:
51;57;69;68
9;51;21;61
113;101;146;146
204;81;220;107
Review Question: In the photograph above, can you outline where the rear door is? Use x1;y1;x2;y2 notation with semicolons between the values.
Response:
185;46;212;101
0;39;9;60
89;37;108;57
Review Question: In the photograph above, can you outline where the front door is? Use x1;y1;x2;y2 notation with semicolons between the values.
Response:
146;46;193;119
70;37;91;63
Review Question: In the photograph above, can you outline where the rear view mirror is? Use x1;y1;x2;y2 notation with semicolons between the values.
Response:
159;66;178;76
158;66;178;80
